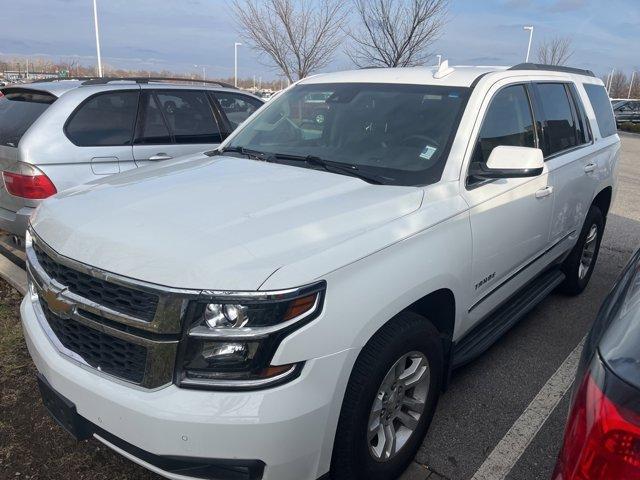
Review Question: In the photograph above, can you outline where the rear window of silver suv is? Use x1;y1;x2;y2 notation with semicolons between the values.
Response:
0;88;56;147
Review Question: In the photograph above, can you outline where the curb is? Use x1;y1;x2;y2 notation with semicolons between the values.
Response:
0;253;27;295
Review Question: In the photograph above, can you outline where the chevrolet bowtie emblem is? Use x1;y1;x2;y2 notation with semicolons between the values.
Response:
41;285;74;317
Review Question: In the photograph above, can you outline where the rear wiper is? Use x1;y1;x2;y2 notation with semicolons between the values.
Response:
268;153;387;185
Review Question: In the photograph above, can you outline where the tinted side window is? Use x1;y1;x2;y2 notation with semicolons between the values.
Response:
472;84;536;166
134;92;171;145
567;84;591;145
536;83;578;155
214;92;262;129
155;91;221;144
66;91;139;146
584;84;617;138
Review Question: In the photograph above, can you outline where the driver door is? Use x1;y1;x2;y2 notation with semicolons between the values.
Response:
461;83;554;323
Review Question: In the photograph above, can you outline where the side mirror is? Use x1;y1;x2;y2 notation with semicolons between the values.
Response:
471;145;544;179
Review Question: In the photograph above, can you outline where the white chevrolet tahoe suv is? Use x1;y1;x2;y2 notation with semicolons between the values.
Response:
21;63;619;480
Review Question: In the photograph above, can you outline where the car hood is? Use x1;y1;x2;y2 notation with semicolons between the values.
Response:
31;155;423;291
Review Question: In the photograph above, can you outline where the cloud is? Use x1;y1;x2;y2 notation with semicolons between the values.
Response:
503;0;588;12
504;0;532;8
549;0;588;12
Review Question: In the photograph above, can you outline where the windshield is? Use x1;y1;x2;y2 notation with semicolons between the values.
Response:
227;82;469;186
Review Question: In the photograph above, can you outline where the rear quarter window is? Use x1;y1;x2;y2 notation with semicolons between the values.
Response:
65;90;140;146
0;89;56;147
583;84;617;138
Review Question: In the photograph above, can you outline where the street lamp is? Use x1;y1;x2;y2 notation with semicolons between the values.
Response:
234;42;242;88
194;64;206;85
93;0;103;77
523;26;534;62
436;54;442;67
607;68;615;95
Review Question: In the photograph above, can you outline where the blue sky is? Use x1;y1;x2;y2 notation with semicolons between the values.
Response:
0;0;637;79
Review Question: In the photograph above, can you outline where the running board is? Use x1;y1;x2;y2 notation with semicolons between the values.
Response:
452;268;565;368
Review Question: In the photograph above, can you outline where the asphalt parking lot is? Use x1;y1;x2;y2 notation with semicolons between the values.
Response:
0;133;638;480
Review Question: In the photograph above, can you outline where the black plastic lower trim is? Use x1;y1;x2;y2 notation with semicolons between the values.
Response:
453;267;566;368
94;425;265;479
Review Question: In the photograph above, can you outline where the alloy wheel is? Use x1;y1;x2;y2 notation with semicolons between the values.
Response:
578;224;598;280
367;351;430;462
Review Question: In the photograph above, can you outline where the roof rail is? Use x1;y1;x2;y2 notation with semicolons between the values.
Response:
28;76;94;83
508;63;595;78
81;77;237;88
31;76;236;89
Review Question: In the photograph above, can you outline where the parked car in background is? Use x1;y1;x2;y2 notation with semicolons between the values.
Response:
0;77;263;238
553;247;640;480
22;63;619;480
612;99;640;125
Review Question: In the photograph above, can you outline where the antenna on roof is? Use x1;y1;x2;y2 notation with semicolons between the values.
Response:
433;60;455;79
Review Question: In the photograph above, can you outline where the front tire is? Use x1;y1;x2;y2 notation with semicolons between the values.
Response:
559;205;604;295
331;312;443;480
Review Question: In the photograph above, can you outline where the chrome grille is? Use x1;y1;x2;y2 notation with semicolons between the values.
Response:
41;300;148;383
26;231;189;389
33;243;158;321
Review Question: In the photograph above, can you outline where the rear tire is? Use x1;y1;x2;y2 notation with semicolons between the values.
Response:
559;205;604;295
331;312;443;480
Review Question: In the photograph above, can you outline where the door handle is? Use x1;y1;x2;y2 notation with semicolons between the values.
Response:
148;153;172;161
535;186;554;199
584;162;596;173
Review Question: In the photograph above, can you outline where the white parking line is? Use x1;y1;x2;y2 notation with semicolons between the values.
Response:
470;337;585;480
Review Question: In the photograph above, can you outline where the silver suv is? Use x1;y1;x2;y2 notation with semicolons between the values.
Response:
0;77;263;237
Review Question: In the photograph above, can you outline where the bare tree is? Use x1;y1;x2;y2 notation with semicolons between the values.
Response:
231;0;347;82
345;0;448;68
536;36;574;66
607;71;629;98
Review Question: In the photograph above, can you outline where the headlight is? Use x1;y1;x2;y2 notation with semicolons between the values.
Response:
175;281;326;390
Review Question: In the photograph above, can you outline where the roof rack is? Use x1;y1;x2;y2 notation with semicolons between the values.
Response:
31;76;237;89
508;63;595;78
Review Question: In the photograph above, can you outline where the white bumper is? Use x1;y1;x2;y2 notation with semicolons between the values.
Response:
21;295;356;480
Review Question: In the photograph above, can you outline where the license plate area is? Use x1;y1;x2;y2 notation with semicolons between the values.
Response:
37;374;92;441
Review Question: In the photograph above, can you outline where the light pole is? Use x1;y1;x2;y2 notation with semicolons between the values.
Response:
234;42;242;88
628;71;636;99
523;26;534;62
194;64;206;85
436;54;442;67
93;0;103;77
607;68;615;95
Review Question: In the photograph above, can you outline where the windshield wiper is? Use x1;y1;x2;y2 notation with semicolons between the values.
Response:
268;152;387;185
208;146;270;161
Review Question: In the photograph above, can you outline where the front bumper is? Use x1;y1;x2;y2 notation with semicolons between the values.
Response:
0;205;34;237
21;295;354;480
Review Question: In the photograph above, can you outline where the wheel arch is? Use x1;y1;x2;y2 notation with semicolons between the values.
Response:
592;186;613;219
359;287;457;392
405;288;456;390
